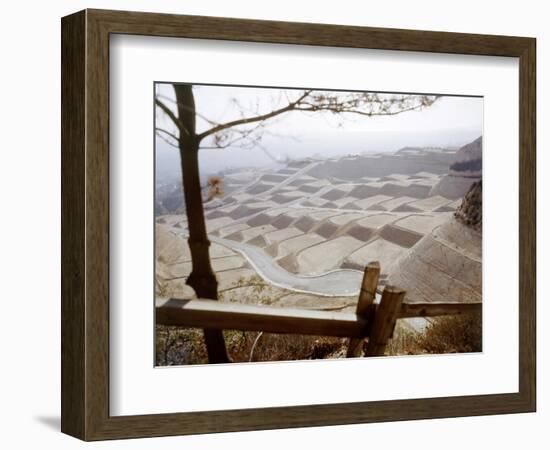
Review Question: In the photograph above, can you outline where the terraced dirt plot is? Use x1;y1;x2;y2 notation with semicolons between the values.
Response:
263;227;303;246
296;236;366;275
328;212;364;226
158;148;475;298
344;238;408;273
379;224;423;248
156;137;484;363
377;196;417;211
352;194;393;209
356;213;399;229
394;213;451;235
406;195;453;212
276;232;325;259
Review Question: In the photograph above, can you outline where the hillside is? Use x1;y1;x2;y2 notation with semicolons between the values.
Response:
430;136;482;198
156;145;481;293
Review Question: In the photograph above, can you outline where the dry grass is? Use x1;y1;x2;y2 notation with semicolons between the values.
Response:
156;313;482;365
416;312;482;354
387;312;482;356
386;323;423;356
155;326;347;365
226;331;347;362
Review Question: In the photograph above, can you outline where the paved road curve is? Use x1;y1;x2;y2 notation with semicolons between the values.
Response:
209;235;363;297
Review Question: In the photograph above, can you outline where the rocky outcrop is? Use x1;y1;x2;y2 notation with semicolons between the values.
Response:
454;180;482;232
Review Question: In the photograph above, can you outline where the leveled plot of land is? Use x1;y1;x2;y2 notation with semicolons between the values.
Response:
276;232;325;259
264;206;294;217
381;173;412;182
321;188;347;201
345;224;374;242
302;179;331;188
345;238;408;273
206;216;235;232
301;197;327;207
264;227;303;245
156;228;247;298
406;195;453;212
288;176;316;187
377;196;416;211
296;236;365;275
270;192;304;204
260;174;288;183
352;195;393;209
380;182;431;198
294;216;317;233
379;224;423;248
247;183;273;194
156;224;190;262
211;255;247;272
158;260;192;279
238;225;278;242
231;193;254;202
328;212;364;226
331;196;361;208
356;213;398;229
271;214;295;229
314;221;339;239
347;184;380;198
394;214;451;235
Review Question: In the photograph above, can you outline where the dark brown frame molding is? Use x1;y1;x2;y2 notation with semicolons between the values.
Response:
61;9;536;441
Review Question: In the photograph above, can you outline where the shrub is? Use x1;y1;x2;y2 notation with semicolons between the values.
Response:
416;312;482;354
450;158;482;173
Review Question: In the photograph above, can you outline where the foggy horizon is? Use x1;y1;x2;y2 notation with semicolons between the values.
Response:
155;83;483;181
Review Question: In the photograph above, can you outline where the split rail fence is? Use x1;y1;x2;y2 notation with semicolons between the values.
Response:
156;261;481;362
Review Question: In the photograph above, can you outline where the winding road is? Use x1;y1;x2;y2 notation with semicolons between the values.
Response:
208;235;363;297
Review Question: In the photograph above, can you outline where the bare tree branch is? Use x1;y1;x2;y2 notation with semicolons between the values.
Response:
155;88;440;156
293;101;437;116
156;93;219;126
195;91;438;143
155;127;180;142
155;98;190;137
197;90;312;141
156;132;179;148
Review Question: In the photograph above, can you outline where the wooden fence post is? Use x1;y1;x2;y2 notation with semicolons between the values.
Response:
346;261;380;357
365;285;405;357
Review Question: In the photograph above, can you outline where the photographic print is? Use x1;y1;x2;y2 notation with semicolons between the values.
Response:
154;83;482;366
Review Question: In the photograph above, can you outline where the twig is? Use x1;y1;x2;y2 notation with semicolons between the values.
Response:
249;332;264;362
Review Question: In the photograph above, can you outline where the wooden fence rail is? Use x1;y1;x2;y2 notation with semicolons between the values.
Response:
156;298;481;335
156;298;369;338
156;261;481;361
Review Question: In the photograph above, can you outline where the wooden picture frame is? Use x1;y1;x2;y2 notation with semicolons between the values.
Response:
61;9;536;441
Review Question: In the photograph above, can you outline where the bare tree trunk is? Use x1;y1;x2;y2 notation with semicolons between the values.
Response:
174;84;229;363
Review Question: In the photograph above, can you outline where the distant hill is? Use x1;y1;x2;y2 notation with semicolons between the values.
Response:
448;136;482;177
156;146;462;215
430;136;482;199
306;147;456;180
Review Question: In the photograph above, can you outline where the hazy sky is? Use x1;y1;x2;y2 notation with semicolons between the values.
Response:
155;83;483;178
